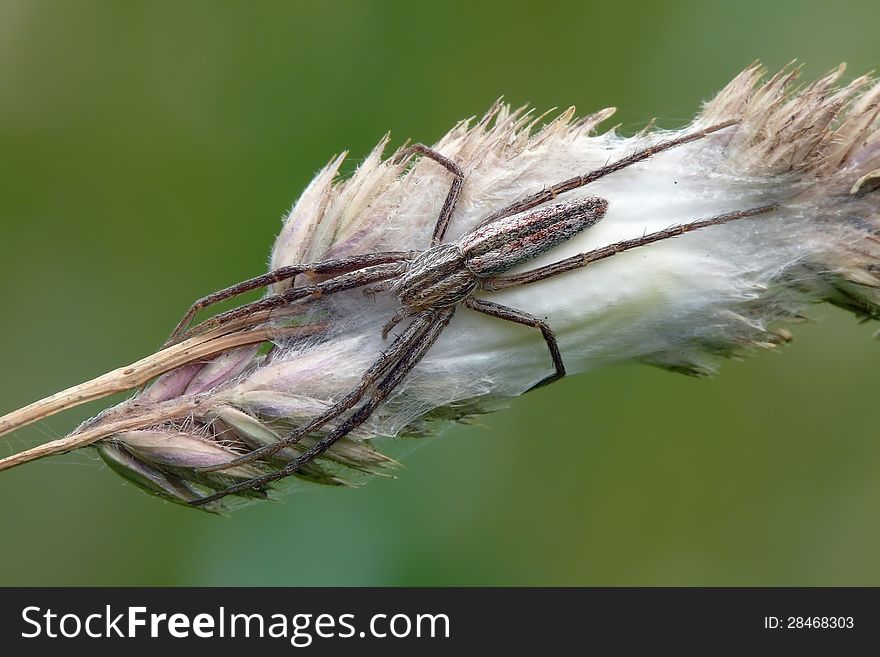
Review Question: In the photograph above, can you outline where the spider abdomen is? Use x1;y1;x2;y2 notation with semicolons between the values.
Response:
460;197;608;276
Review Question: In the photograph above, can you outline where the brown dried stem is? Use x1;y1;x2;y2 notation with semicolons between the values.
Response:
0;320;323;471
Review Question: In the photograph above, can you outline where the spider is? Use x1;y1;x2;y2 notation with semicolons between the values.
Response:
168;119;777;506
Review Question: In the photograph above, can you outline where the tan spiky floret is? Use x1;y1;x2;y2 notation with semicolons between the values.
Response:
0;63;878;511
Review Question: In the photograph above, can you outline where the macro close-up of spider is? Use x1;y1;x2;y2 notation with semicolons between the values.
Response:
166;122;779;506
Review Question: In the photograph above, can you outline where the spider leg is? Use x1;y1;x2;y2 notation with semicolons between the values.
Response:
398;143;464;245
477;120;738;227
381;308;411;339
178;261;408;342
480;204;779;292
191;307;456;506
362;279;397;298
464;298;565;390
166;251;414;346
198;309;442;472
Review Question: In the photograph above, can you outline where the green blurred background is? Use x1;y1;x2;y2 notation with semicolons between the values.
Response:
1;0;879;586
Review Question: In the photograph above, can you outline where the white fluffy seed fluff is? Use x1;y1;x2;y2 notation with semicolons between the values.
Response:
1;63;878;510
257;64;880;427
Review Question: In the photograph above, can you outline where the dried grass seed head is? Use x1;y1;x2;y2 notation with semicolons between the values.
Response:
1;62;878;511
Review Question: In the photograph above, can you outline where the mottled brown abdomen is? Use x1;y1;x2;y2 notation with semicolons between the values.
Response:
460;197;608;276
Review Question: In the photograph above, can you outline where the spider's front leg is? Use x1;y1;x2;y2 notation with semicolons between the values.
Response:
165;251;415;346
191;307;455;506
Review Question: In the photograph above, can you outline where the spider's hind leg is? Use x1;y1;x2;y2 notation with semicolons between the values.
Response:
197;308;440;473
174;259;409;343
476;120;739;228
166;251;413;346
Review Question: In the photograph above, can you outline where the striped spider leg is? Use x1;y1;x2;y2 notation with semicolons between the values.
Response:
166;145;467;346
184;120;777;506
